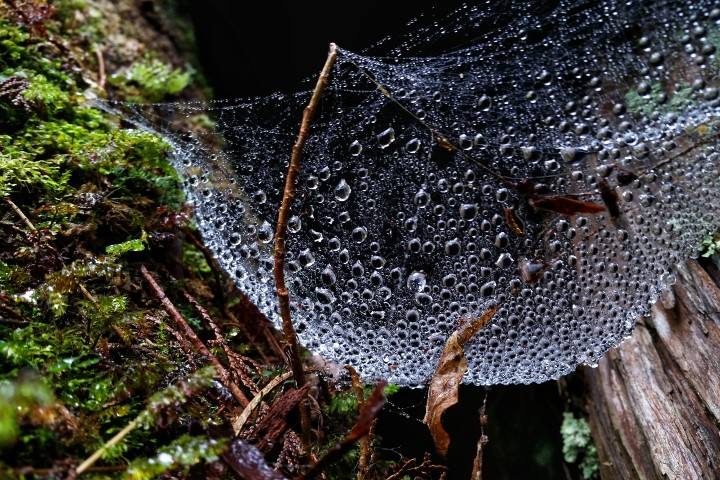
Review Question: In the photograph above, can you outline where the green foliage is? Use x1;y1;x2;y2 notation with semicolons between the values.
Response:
561;412;599;480
22;73;71;115
0;152;68;197
110;57;193;102
106;235;147;257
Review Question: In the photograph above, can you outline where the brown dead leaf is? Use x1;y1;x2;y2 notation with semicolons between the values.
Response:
424;306;497;456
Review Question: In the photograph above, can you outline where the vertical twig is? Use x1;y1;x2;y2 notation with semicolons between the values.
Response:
94;45;106;91
470;391;489;480
346;366;374;480
273;43;338;450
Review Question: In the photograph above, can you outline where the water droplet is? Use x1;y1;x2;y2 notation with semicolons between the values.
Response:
334;179;352;201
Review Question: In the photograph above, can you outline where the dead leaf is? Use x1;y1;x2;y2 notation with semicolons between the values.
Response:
529;195;605;215
424;306;497;456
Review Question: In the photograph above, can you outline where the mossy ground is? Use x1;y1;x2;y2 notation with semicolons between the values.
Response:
0;2;407;479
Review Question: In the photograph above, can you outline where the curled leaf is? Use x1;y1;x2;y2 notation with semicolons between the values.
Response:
424;306;497;456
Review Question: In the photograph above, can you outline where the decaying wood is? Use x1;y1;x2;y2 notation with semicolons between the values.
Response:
273;43;339;450
584;260;720;479
424;306;497;457
254;386;310;453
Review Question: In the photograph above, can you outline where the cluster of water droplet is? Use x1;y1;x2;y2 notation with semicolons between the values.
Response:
122;0;720;385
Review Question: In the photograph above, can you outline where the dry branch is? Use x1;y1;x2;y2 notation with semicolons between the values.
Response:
140;265;250;407
183;290;260;395
233;371;294;435
346;366;374;480
384;455;446;480
273;42;338;449
4;197;36;230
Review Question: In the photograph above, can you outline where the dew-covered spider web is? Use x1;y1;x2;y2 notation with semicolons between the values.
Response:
113;0;720;385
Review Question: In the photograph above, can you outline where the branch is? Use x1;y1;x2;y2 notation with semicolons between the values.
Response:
77;417;140;474
273;42;338;449
140;265;250;407
183;290;260;395
345;366;373;480
232;371;293;435
4;197;36;231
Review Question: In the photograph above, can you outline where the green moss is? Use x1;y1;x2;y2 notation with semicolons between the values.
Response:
0;9;195;472
106;235;147;257
625;82;695;117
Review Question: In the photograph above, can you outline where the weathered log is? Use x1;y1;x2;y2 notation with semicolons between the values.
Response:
584;260;720;479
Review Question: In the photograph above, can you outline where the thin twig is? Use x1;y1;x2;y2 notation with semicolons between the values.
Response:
273;42;338;450
345;366;373;480
140;265;250;407
94;45;106;91
183;290;260;395
4;198;36;231
76;417;140;474
232;371;293;435
470;391;489;480
385;456;445;480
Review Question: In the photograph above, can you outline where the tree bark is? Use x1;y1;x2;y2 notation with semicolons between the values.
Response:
584;260;720;479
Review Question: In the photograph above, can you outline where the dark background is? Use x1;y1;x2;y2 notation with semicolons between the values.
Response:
183;2;572;479
185;0;467;98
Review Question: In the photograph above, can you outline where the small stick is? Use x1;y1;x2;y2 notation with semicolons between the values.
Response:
345;366;373;480
232;371;293;435
4;198;36;231
94;45;106;91
140;265;250;407
183;290;260;395
273;42;338;450
76;417;140;474
470;392;489;480
301;382;386;480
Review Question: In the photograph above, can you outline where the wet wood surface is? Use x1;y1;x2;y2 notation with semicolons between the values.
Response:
584;260;720;479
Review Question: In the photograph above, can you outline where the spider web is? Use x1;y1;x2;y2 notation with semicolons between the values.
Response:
114;0;720;385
